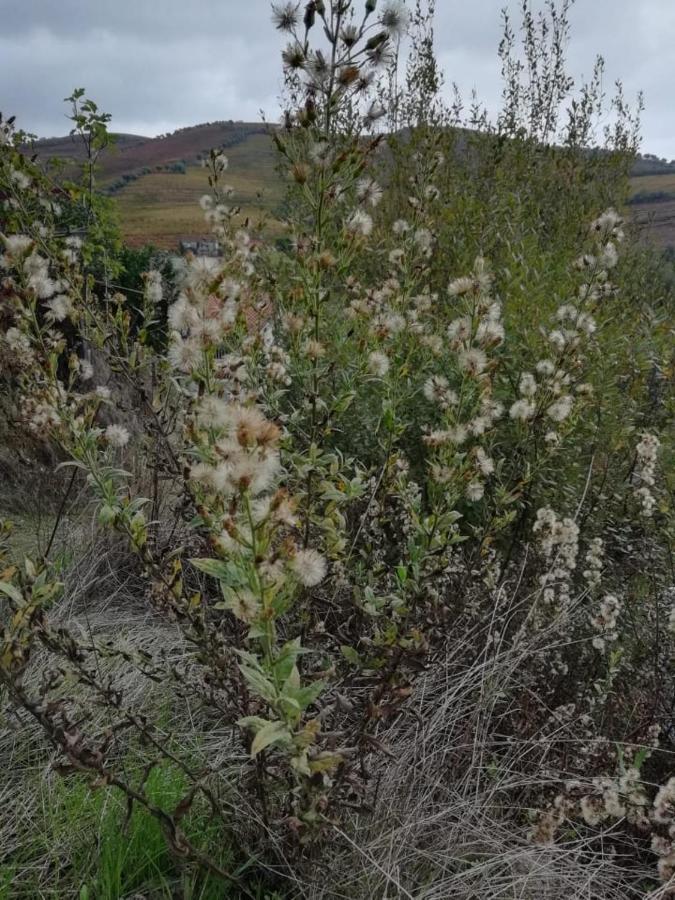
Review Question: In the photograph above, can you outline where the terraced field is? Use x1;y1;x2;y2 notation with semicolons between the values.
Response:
29;124;675;251
630;172;675;249
29;124;284;248
105;135;283;247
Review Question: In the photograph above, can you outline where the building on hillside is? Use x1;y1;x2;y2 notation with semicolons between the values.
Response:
178;239;222;257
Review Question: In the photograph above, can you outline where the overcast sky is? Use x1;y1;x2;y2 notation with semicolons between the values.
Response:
1;1;673;158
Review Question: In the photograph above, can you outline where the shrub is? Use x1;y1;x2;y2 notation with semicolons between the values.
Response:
0;1;673;896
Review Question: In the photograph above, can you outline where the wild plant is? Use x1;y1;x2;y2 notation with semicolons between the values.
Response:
0;1;673;894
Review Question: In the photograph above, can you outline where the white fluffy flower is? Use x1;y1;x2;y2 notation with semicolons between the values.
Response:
346;209;374;237
5;327;31;354
271;2;300;32
414;228;433;253
214;152;229;172
519;372;537;397
447;317;472;342
466;480;485;502
547;395;574;423
368;351;390;377
44;295;73;322
357;177;383;208
10;169;30;190
423;375;456;406
105;424;130;448
458;348;487;376
168;335;201;372
510;399;536;422
144;270;163;305
380;0;410;38
475;447;495;476
291;548;327;587
536;359;556;377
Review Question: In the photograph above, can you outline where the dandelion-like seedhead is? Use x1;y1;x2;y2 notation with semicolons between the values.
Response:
271;2;300;32
380;0;410;39
104;424;130;448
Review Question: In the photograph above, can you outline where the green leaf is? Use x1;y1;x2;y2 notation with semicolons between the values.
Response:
250;720;290;758
98;504;117;525
340;645;361;667
239;664;277;704
0;581;22;603
190;557;248;586
235;648;263;670
633;748;650;771
285;679;324;712
333;391;356;414
273;638;308;683
395;565;408;585
55;460;88;473
190;558;229;579
283;664;301;692
237;716;269;732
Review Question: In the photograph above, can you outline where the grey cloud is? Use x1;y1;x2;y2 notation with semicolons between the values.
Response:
0;0;672;156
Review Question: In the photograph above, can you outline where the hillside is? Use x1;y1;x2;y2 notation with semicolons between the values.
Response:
629;168;675;250
26;123;675;251
30;121;271;174
28;122;283;248
29;131;149;161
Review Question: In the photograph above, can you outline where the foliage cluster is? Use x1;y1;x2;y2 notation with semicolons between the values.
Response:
0;1;673;896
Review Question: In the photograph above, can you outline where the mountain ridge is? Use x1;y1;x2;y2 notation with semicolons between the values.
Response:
23;122;675;251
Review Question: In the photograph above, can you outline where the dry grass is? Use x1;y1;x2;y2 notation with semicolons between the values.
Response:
0;519;667;898
290;620;658;900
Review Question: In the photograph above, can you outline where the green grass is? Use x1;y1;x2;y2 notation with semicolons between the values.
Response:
0;764;279;899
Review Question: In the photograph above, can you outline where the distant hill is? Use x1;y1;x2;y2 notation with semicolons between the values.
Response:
632;154;675;177
29;121;271;173
23;123;675;251
25;122;282;248
30;132;150;161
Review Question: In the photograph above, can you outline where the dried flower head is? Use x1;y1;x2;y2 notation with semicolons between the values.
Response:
105;424;130;448
271;2;300;32
291;548;327;587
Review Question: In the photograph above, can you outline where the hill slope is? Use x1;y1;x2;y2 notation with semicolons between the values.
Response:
28;122;282;248
27;123;675;251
